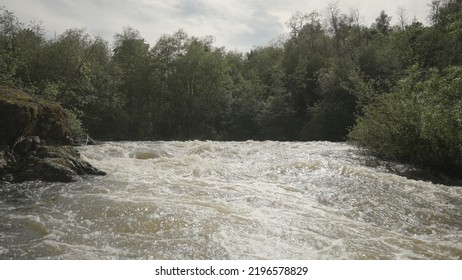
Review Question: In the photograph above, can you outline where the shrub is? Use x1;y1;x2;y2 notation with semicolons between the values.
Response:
64;109;88;143
349;66;462;173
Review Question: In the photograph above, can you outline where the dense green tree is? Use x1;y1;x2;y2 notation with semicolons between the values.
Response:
0;7;21;85
349;66;462;173
2;0;462;178
39;29;93;104
80;37;125;140
112;27;154;139
412;0;462;68
300;58;357;141
150;30;188;138
223;51;261;140
151;30;232;139
249;47;297;140
373;11;392;35
11;25;45;86
283;12;329;137
348;0;462;174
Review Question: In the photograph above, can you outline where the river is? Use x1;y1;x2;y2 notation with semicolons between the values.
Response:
1;141;461;259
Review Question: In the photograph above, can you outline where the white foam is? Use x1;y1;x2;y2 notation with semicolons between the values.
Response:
1;141;461;259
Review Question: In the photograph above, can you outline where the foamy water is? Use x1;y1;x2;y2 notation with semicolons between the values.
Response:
1;141;461;259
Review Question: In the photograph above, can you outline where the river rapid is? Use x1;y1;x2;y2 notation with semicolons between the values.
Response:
1;141;461;259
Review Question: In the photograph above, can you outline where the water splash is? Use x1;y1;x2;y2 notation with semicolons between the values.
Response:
1;141;461;259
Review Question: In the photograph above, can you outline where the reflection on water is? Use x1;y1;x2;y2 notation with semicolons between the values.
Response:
1;141;461;259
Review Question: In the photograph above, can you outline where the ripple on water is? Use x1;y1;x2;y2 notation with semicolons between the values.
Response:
1;141;461;259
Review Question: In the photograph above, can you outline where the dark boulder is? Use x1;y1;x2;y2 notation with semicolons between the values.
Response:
0;86;72;147
0;87;105;183
1;138;106;183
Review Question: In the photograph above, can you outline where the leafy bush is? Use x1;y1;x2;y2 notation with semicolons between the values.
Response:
349;66;462;173
64;109;88;143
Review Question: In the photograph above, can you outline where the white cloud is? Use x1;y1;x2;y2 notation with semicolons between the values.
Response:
2;0;431;52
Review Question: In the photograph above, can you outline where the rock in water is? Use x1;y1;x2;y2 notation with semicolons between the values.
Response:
0;86;72;147
18;145;106;182
0;87;106;182
1;138;106;183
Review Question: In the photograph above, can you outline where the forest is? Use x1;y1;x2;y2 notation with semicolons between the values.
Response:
1;0;462;173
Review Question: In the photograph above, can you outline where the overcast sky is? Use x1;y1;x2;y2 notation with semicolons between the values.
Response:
3;0;431;52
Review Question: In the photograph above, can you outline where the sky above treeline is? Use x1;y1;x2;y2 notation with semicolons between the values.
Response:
3;0;431;52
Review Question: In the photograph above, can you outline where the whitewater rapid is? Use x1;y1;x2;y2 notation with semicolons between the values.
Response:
1;141;461;259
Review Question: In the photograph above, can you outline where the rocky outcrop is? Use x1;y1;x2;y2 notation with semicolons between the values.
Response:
0;137;106;182
0;86;72;147
0;87;105;183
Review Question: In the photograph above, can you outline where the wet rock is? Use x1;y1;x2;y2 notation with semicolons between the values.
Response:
0;86;72;147
12;136;40;161
1;140;106;183
0;87;105;183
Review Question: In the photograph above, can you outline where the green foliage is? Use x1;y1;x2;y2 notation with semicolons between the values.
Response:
348;0;462;173
373;11;392;35
0;7;21;85
349;66;462;173
64;108;88;142
149;30;233;139
413;0;462;67
2;0;462;178
300;59;357;141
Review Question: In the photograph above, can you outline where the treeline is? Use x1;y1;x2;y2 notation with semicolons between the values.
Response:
349;0;462;174
1;1;462;172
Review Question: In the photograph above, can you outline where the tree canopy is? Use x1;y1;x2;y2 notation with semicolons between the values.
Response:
2;1;462;172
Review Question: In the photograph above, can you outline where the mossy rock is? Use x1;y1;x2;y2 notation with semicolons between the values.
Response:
0;86;72;147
